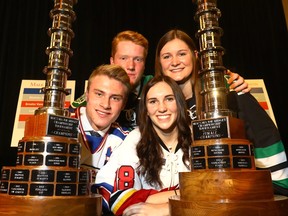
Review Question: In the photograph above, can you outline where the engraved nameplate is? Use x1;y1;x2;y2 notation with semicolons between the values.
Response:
69;143;80;154
11;170;30;181
31;170;55;182
192;117;229;140
0;182;8;193
47;114;79;138
18;142;24;152
47;142;67;153
192;158;206;169
30;183;54;196
78;183;88;195
232;144;250;156
57;171;77;183
9;183;28;195
69;156;79;168
56;184;76;196
233;157;252;168
192;146;205;157
46;155;67;166
207;144;229;156
24;155;44;166
79;171;89;183
16;155;23;165
208;157;230;169
1;169;10;180
26;141;45;152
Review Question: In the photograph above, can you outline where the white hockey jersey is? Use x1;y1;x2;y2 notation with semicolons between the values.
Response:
76;106;130;183
95;127;190;215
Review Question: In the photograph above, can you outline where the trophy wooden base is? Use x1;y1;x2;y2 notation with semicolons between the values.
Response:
0;135;88;196
0;114;103;214
0;194;102;216
169;195;288;216
169;170;288;215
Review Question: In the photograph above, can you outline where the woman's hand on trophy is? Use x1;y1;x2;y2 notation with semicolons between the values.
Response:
226;70;251;94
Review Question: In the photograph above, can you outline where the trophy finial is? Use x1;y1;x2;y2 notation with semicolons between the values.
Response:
194;0;233;119
35;0;77;117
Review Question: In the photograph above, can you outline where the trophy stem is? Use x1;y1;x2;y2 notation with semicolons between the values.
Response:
195;0;233;119
192;0;252;171
34;0;77;117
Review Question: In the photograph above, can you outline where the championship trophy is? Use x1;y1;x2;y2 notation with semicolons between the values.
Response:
169;0;288;215
0;1;101;215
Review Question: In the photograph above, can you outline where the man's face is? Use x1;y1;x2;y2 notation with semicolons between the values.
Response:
110;41;146;88
85;75;127;131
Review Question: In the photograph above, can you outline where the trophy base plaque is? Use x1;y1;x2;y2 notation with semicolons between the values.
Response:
192;138;255;170
169;170;288;216
192;116;255;170
192;116;246;141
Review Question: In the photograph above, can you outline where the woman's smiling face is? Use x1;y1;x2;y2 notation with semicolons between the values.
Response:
159;38;194;83
146;81;178;133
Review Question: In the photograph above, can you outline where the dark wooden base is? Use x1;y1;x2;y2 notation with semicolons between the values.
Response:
169;195;288;216
0;112;102;215
179;170;274;201
169;170;288;215
0;194;102;216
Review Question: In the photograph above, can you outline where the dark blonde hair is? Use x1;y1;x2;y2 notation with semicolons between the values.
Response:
111;30;149;60
154;29;203;117
136;75;191;188
87;64;131;100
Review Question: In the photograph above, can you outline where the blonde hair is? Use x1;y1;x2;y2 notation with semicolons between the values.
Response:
87;64;131;100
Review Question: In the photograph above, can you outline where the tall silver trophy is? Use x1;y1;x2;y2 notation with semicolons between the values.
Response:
0;1;102;215
191;0;252;171
169;0;288;215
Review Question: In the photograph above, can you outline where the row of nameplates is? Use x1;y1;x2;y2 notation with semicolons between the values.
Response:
0;169;89;196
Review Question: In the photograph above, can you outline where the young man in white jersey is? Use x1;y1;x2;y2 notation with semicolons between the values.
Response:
77;64;131;184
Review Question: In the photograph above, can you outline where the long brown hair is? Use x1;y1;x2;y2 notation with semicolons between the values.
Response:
154;29;203;118
136;75;191;188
